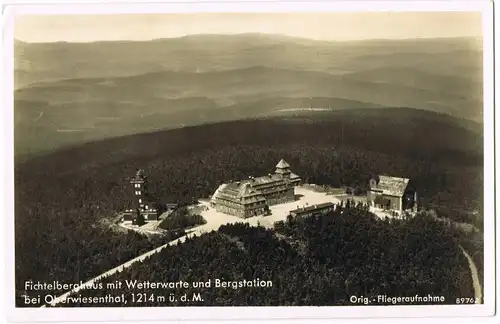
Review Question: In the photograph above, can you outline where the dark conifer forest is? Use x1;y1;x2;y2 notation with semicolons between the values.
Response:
57;205;474;306
14;108;483;306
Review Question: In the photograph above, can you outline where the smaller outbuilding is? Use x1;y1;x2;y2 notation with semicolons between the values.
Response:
367;175;418;214
289;202;336;218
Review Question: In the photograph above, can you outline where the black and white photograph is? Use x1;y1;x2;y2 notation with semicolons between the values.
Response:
2;0;496;321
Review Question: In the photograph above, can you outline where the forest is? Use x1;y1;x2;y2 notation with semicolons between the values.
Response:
15;227;185;307
14;108;483;306
56;203;474;306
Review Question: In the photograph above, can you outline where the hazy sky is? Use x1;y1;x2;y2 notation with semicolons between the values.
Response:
15;12;483;43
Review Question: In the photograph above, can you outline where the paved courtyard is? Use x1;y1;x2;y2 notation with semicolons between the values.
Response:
196;185;343;233
118;185;402;236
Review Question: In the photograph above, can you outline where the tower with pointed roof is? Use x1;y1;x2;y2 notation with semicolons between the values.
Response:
275;158;291;179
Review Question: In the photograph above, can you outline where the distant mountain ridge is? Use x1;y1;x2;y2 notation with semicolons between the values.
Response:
14;32;482;46
15;33;482;87
14;33;484;158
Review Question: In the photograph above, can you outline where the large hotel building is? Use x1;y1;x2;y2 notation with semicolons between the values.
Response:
211;159;301;218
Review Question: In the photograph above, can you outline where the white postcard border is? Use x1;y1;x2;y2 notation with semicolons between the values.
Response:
2;0;496;322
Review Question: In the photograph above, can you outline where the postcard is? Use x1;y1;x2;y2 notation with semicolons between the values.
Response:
2;0;495;322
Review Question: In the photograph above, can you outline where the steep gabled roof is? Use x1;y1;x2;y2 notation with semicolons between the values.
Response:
131;169;147;182
251;173;285;185
370;175;410;197
211;183;228;202
213;181;266;203
276;159;291;169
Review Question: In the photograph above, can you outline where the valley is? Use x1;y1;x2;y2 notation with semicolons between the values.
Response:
14;35;483;158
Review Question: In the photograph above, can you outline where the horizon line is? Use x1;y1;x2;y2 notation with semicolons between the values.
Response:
14;32;483;45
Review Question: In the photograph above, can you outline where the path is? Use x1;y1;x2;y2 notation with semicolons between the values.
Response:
43;186;339;307
459;245;483;303
44;208;484;307
42;227;208;307
43;207;264;307
429;214;482;302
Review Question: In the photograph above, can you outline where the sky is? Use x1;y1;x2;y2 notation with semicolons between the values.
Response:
14;12;483;43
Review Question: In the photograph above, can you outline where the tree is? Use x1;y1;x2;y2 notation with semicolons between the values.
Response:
133;208;145;226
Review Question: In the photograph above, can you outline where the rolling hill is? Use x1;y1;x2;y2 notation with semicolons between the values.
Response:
14;34;483;159
15;34;483;86
13;33;485;307
14;95;386;159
